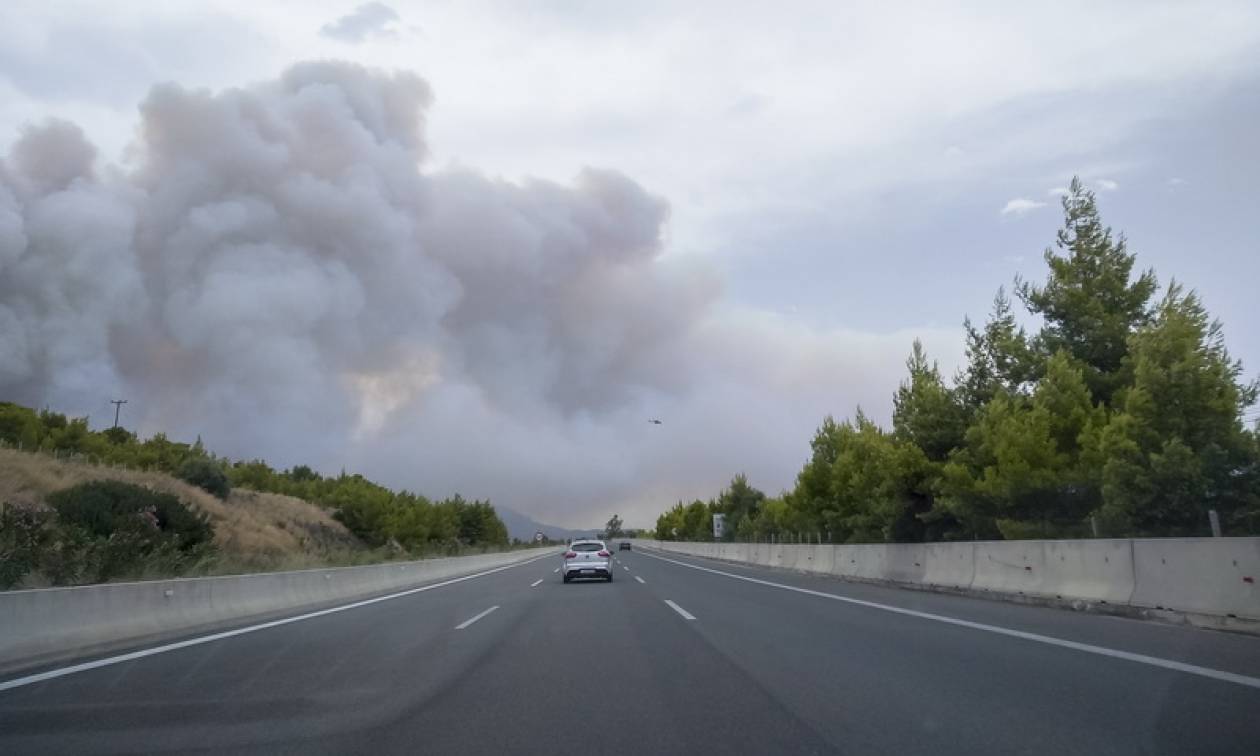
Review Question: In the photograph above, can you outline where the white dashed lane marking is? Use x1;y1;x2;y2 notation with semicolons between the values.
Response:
664;600;696;621
455;606;500;630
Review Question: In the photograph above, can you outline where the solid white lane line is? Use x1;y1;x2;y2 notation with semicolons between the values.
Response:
634;576;646;584
664;599;696;621
638;551;1260;691
455;605;500;630
530;579;544;587
0;551;557;693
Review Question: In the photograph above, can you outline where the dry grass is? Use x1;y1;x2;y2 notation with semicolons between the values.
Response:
0;448;370;575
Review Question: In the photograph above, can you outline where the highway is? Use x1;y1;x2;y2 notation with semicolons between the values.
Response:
2;547;1259;755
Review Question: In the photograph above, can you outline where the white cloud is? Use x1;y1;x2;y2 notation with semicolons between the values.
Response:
1001;198;1047;216
1095;178;1119;191
6;1;1259;253
320;2;401;43
1047;186;1070;197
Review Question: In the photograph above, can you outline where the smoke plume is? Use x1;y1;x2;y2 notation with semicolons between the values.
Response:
0;61;953;527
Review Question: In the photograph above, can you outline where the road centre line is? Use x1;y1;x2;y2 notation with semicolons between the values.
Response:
0;551;556;693
664;599;696;620
638;551;1260;690
455;605;500;630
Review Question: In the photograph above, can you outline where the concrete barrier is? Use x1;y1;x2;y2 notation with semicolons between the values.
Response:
971;541;1048;596
1041;540;1135;604
851;544;888;581
0;549;549;672
923;542;975;589
884;544;929;584
805;544;835;575
1131;538;1260;620
779;545;806;572
828;545;854;579
632;537;1260;627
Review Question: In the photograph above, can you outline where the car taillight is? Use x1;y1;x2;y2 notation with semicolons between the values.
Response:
564;552;577;559
598;550;610;557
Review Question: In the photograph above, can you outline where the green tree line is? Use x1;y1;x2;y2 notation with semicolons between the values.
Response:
655;179;1260;543
0;403;509;551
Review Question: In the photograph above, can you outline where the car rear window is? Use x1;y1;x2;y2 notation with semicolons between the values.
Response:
572;543;604;552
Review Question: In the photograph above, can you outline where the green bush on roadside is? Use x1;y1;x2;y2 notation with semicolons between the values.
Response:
0;503;53;589
21;481;218;585
176;457;232;499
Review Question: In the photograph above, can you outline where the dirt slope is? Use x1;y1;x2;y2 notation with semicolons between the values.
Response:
0;448;367;574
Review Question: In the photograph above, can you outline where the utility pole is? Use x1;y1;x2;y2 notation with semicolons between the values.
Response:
110;399;127;429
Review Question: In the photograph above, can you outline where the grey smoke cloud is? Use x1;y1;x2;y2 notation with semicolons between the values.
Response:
0;60;956;527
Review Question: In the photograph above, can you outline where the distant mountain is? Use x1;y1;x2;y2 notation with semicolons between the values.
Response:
495;506;596;543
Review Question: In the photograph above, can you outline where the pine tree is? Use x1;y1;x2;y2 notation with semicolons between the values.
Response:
1094;285;1259;534
714;474;765;540
893;339;966;462
1016;177;1157;405
941;353;1101;538
957;288;1036;414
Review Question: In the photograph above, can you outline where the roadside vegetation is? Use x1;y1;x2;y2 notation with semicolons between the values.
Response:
0;407;513;589
654;179;1260;543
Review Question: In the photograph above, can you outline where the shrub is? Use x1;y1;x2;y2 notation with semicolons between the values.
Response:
49;481;212;546
45;481;215;581
176;457;232;499
0;503;53;589
102;426;134;445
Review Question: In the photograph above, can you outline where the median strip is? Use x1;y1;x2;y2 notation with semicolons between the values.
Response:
0;551;553;693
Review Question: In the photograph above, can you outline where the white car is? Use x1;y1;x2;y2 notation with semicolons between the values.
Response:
561;540;613;582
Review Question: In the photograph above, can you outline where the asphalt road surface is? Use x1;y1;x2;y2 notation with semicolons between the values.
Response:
3;547;1260;755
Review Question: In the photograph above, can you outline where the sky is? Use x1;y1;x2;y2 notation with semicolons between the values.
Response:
1;1;1258;529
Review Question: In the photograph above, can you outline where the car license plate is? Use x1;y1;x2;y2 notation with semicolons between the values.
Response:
581;569;594;574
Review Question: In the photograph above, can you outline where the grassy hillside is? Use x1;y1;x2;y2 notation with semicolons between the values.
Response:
0;401;512;554
0;447;383;587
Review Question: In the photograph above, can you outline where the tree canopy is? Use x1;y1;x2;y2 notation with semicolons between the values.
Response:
651;178;1258;542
